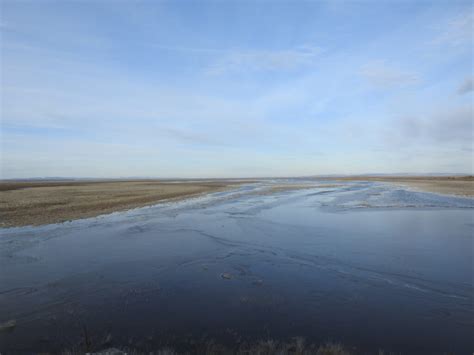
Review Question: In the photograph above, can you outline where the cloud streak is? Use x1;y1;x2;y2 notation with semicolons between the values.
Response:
207;45;323;74
360;60;419;88
394;106;472;144
457;76;473;95
431;11;474;47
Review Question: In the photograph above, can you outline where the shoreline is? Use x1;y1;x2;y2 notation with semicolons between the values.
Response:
325;176;474;197
0;180;248;228
1;176;472;228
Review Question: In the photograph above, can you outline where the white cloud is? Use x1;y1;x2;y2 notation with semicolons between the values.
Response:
360;60;419;88
207;45;323;74
394;106;473;144
457;76;473;95
431;11;474;47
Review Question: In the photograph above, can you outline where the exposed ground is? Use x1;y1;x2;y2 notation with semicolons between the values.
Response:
0;180;247;228
327;175;474;197
258;183;342;195
1;176;472;228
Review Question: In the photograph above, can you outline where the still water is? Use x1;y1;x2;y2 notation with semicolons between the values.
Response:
1;181;473;354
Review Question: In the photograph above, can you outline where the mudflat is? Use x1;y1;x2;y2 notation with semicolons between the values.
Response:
1;176;472;228
0;180;244;228
330;176;474;197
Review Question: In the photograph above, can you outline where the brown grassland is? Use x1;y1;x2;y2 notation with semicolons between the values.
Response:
329;175;474;197
0;180;245;228
0;176;472;228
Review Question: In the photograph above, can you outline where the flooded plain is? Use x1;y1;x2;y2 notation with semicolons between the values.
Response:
0;180;473;354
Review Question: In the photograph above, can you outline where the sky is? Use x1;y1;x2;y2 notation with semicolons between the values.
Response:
1;0;473;178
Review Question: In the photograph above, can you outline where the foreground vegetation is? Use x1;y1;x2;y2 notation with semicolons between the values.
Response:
56;334;416;355
62;341;395;355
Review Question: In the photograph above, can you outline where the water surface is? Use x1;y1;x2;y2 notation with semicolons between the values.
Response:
1;181;473;354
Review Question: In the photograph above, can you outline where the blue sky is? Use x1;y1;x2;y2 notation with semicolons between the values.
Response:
1;0;472;178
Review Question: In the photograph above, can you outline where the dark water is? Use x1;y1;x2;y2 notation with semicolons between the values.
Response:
1;181;473;354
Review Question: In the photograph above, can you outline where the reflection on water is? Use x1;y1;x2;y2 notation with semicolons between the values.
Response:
0;181;473;354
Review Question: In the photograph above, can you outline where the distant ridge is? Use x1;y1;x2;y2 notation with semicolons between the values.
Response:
1;173;472;182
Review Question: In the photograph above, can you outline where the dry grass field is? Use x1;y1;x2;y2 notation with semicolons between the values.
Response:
0;180;240;227
329;176;474;197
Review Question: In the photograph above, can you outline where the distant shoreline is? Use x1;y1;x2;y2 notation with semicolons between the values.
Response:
325;175;474;197
0;180;249;228
1;176;472;228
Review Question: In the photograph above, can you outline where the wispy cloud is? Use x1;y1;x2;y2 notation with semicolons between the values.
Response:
360;60;419;88
431;11;474;47
2;1;472;177
394;106;472;144
207;45;323;74
457;76;473;95
162;127;226;146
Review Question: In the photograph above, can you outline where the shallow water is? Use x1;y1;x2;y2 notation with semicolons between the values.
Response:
0;181;473;354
